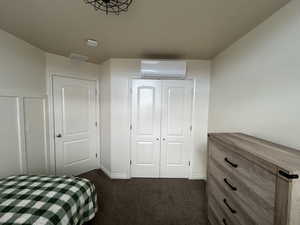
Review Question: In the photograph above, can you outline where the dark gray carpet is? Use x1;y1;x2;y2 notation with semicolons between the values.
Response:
80;170;208;225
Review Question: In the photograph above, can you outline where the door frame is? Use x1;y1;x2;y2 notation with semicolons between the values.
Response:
47;73;101;175
129;78;195;179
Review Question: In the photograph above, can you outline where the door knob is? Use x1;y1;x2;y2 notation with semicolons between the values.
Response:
156;138;160;141
162;138;166;141
56;134;62;138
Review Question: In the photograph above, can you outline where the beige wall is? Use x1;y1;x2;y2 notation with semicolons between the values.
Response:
0;29;47;178
46;53;100;80
99;60;111;174
209;0;300;150
100;59;210;179
0;29;46;96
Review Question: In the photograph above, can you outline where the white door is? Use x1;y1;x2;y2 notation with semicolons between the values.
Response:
160;80;193;178
131;80;161;177
53;76;99;176
131;79;193;178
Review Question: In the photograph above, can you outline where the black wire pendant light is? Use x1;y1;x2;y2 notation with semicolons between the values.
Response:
84;0;133;15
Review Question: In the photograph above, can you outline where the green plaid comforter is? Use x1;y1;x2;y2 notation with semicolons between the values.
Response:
0;175;98;225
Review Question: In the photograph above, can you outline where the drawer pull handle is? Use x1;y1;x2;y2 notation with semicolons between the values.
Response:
279;170;299;180
224;157;238;168
224;178;237;191
223;198;237;214
222;218;228;225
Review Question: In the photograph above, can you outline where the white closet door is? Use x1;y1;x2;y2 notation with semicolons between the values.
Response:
53;76;99;176
160;80;193;178
131;80;161;177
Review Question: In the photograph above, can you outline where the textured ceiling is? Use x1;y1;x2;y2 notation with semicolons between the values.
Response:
0;0;290;63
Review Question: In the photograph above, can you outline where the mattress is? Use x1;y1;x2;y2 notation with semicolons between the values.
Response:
0;175;98;225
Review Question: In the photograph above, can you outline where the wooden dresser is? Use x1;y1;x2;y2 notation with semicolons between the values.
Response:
207;133;300;225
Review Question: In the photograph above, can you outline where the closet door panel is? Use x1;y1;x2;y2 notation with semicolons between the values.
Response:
160;80;193;178
131;80;161;177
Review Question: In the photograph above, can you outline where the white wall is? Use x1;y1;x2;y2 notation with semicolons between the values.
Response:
209;0;300;150
99;60;111;175
100;59;210;179
46;53;101;173
186;61;211;179
0;31;102;177
24;98;48;174
109;59;139;179
0;29;47;177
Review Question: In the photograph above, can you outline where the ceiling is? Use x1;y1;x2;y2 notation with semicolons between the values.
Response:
0;0;290;63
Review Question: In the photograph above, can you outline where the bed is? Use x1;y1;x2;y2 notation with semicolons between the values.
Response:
0;175;98;225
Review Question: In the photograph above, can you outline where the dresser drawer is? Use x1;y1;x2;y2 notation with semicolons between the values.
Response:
209;139;276;206
209;158;275;225
208;133;300;225
208;176;256;225
208;191;237;225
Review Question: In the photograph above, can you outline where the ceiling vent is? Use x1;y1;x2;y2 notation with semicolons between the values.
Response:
86;39;98;48
69;53;89;62
141;60;187;79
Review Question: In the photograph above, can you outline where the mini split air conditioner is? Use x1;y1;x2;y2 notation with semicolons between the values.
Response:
141;60;187;79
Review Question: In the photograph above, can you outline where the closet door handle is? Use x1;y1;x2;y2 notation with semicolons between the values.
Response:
224;178;237;191
156;138;160;141
223;199;236;214
224;157;238;168
56;134;62;138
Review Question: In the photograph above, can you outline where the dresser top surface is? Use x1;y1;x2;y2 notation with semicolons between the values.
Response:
209;133;300;174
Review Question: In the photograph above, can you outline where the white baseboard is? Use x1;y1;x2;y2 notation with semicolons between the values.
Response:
100;164;129;179
100;165;111;177
110;172;129;179
100;166;204;180
190;172;207;180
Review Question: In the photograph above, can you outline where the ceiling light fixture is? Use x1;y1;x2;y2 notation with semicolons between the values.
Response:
84;0;133;15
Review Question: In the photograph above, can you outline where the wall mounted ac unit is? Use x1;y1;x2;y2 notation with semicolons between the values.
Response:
141;60;187;79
